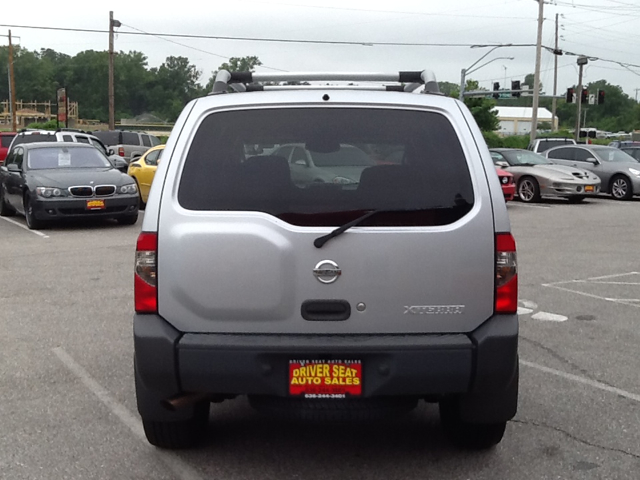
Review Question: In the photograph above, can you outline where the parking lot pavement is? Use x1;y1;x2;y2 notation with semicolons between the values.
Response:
1;197;639;479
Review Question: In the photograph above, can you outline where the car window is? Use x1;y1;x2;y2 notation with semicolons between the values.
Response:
621;149;640;161
75;136;91;144
144;149;160;166
291;147;308;165
547;147;574;160
490;152;505;164
28;147;111;170
275;146;293;160
178;107;474;227
122;132;140;145
309;145;375;167
4;150;15;166
12;133;56;145
150;135;161;147
141;135;152;147
14;147;24;169
2;135;16;148
573;149;592;162
93;131;120;145
63;135;73;142
593;148;637;163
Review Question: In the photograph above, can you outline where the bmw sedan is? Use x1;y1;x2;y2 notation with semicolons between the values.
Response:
491;148;601;203
545;145;640;200
0;142;139;229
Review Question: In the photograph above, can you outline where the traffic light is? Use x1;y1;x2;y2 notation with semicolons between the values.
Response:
566;87;574;103
511;80;521;98
581;88;588;104
597;90;605;105
493;82;500;99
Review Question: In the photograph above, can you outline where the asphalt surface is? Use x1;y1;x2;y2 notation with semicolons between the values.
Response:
0;196;639;480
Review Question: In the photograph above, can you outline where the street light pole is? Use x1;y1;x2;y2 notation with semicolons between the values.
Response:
459;44;513;101
529;0;545;144
574;56;588;142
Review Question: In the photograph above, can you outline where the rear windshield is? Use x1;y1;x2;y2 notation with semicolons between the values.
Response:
12;133;57;145
92;131;120;145
179;108;474;227
536;139;574;152
1;135;15;148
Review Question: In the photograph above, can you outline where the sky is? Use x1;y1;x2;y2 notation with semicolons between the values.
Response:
2;0;640;100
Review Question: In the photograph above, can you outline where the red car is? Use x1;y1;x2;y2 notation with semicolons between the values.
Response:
496;168;515;201
0;132;17;164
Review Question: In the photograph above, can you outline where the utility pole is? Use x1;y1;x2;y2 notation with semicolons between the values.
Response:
635;88;640;103
108;12;121;130
8;30;18;132
574;56;588;142
530;0;545;144
551;14;559;131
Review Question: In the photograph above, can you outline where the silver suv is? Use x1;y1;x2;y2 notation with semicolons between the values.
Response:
133;70;519;450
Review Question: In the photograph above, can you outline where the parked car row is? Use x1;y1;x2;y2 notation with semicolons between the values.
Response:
490;144;640;203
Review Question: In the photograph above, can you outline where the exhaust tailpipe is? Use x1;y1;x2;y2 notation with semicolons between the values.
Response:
162;392;209;411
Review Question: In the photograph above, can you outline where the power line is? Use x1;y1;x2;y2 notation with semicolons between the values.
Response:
0;23;539;48
120;23;288;72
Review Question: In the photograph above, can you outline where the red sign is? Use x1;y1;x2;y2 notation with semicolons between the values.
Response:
289;360;362;398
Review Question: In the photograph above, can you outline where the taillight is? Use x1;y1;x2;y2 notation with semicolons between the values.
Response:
496;233;517;314
135;232;157;313
118;146;125;157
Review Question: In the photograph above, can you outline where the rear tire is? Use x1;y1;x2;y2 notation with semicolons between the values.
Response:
142;402;209;449
0;186;15;217
610;175;633;200
517;177;541;203
439;399;506;450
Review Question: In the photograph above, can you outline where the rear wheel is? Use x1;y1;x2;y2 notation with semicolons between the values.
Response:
610;175;633;200
23;194;45;230
141;402;209;449
0;186;15;217
133;178;145;210
439;399;506;450
517;177;541;203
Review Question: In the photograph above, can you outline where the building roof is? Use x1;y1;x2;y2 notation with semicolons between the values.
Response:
494;106;554;121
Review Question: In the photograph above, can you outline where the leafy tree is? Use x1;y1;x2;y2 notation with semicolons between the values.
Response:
455;80;500;132
205;56;263;92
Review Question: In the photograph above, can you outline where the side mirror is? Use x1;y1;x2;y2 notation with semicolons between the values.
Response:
108;148;115;156
7;163;20;172
0;165;7;173
586;157;599;164
495;161;509;168
294;159;307;166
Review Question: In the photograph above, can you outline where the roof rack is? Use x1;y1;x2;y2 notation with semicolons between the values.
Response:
210;70;440;95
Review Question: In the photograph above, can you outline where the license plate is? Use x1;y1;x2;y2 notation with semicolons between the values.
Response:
86;199;106;210
289;360;362;398
585;185;594;192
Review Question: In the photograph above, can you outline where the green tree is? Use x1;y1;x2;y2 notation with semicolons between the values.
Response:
205;56;263;92
454;80;500;132
147;56;203;121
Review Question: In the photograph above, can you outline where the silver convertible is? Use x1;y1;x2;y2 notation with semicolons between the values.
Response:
490;148;601;203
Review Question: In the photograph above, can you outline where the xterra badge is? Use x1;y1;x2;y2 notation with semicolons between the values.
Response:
404;305;465;315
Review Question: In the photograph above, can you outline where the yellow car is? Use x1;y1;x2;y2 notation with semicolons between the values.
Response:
127;144;164;207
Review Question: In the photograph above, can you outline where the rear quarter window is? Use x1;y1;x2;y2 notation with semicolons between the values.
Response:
178;107;474;227
122;132;140;145
92;131;120;145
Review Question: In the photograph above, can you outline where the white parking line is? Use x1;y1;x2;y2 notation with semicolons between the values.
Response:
543;272;640;308
53;348;204;480
521;359;640;403
0;216;49;238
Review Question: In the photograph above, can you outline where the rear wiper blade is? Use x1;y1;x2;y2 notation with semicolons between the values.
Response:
314;207;434;248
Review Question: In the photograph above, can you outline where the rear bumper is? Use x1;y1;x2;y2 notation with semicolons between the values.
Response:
134;314;518;421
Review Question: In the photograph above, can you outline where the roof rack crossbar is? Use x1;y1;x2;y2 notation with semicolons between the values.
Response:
211;69;440;94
